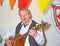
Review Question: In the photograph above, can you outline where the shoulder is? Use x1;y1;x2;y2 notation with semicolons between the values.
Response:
16;21;22;29
17;21;22;26
30;20;38;27
32;20;38;24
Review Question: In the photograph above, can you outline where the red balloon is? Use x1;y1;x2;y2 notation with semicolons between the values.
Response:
18;0;30;9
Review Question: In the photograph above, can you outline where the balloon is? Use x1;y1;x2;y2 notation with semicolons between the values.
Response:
9;0;16;10
18;0;31;9
36;0;50;13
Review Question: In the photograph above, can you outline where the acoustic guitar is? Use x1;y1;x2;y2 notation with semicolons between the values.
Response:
4;23;51;46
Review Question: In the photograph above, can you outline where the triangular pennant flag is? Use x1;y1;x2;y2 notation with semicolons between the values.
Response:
9;0;16;10
0;0;4;6
52;4;60;31
36;0;50;13
43;0;54;14
18;0;32;9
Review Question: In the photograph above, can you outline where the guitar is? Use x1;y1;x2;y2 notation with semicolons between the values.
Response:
4;23;51;46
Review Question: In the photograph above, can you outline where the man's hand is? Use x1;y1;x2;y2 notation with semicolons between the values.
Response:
5;39;12;46
29;28;37;38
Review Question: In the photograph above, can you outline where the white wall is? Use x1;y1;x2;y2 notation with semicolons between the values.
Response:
0;0;60;46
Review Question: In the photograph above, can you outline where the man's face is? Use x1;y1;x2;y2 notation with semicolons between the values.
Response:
19;10;31;24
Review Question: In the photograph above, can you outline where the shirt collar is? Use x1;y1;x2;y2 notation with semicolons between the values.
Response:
21;19;32;26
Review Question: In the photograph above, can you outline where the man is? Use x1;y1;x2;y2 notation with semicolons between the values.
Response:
5;8;45;46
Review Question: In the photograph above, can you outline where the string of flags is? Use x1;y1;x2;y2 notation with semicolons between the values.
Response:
0;0;54;14
0;0;31;10
36;0;54;14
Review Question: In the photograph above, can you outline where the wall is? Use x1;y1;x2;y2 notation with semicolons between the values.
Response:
0;0;60;46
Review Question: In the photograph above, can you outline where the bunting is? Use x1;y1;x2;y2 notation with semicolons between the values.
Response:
9;0;16;10
52;4;60;32
36;0;50;14
18;0;31;9
43;0;54;14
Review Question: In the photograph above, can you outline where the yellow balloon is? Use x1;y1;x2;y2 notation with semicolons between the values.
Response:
36;0;50;13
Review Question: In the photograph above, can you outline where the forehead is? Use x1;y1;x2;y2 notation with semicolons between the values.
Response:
19;9;31;16
19;10;29;16
20;10;27;14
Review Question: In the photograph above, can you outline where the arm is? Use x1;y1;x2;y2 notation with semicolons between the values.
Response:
29;29;45;45
34;31;45;45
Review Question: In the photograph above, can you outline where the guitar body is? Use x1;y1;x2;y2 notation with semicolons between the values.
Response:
4;33;24;46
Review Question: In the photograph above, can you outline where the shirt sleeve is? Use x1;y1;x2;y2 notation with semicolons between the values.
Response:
34;30;45;45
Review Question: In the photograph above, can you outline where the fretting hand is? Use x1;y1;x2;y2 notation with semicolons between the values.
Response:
29;28;37;38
